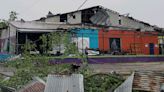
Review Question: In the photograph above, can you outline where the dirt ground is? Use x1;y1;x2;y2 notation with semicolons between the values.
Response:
89;62;164;75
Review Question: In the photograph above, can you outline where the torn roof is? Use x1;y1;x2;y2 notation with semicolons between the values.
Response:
46;5;119;18
44;5;154;28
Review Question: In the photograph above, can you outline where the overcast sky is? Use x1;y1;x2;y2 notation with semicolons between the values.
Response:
0;0;164;27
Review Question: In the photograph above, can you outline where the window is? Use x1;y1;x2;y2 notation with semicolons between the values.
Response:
119;19;122;25
82;9;95;23
73;15;76;19
60;14;67;22
119;15;122;25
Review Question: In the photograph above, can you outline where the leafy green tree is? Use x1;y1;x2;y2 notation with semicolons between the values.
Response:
9;11;18;21
21;39;36;56
63;32;79;56
39;34;49;54
51;32;63;53
0;20;8;29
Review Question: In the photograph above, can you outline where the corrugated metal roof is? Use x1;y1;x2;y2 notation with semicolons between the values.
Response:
18;80;45;92
9;21;102;31
10;21;66;30
133;71;164;92
90;9;110;26
44;74;84;92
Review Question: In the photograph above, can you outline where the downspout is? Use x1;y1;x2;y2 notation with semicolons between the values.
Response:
8;24;10;54
16;30;18;54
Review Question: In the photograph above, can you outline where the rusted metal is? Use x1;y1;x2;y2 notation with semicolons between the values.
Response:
133;71;164;92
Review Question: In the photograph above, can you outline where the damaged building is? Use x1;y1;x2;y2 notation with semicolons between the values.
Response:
1;5;164;55
0;21;100;54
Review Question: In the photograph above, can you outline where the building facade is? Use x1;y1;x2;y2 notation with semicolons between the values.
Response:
99;29;159;55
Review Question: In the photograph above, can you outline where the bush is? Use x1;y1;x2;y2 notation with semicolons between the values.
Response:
84;74;124;92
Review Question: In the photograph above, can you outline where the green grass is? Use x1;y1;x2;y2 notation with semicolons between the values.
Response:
0;55;124;92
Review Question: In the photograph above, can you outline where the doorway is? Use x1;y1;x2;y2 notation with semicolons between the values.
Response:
149;43;154;55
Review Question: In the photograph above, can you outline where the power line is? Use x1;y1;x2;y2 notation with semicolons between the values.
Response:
77;0;89;10
26;0;89;44
56;0;89;29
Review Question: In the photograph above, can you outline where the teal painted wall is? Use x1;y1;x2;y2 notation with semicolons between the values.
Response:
71;29;99;49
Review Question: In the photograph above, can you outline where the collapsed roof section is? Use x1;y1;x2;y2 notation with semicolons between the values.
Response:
36;5;163;32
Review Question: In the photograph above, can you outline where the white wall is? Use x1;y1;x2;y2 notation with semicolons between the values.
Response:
45;16;60;22
45;11;82;24
67;11;82;24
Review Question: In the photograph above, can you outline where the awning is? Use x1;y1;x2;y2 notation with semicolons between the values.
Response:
17;29;58;33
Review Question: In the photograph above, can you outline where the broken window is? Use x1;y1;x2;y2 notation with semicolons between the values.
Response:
82;9;95;23
119;20;122;25
73;15;76;19
119;15;122;25
60;14;67;22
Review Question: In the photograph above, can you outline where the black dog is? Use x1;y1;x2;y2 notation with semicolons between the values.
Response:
71;63;80;72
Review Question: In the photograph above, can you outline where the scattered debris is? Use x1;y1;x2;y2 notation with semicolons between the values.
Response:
17;77;45;92
133;70;164;92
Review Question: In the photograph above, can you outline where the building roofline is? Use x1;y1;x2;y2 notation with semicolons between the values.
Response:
46;5;101;18
46;5;121;18
45;5;154;28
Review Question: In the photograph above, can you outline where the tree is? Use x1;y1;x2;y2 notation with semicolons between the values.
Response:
39;32;80;56
9;11;18;21
62;32;79;56
0;19;8;29
21;39;36;56
39;34;51;54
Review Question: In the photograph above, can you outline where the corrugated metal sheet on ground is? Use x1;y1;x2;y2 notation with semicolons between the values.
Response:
18;80;45;92
133;71;164;92
44;74;84;92
114;72;134;92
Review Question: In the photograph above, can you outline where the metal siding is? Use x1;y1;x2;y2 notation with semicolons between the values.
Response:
44;74;84;92
75;29;98;49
